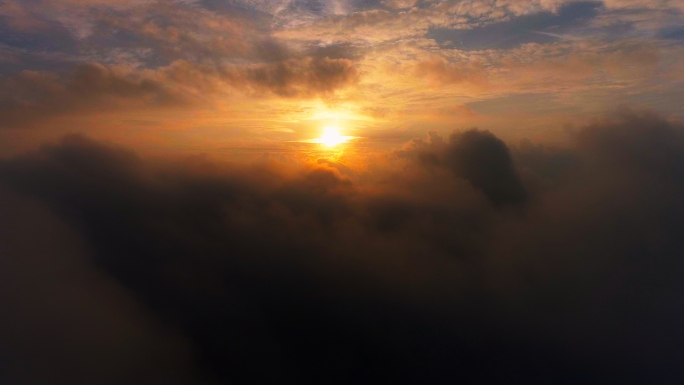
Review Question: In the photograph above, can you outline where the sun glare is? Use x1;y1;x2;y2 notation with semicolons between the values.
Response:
314;127;355;147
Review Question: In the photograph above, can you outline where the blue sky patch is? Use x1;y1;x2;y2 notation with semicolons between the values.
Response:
659;26;684;41
427;2;602;50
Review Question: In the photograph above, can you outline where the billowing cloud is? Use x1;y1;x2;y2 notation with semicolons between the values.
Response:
1;111;684;382
2;0;684;380
400;129;527;205
0;186;205;385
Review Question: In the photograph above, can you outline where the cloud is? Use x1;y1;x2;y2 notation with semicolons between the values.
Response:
427;1;601;50
0;57;358;128
399;129;527;206
0;63;176;128
1;0;683;132
1;111;684;382
0;186;205;385
413;57;489;88
602;0;684;11
273;8;450;43
224;56;359;97
383;0;419;9
440;40;662;99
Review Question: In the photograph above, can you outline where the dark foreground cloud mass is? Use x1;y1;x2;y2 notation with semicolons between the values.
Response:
2;112;684;384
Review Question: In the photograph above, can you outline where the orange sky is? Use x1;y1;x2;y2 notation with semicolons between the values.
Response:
4;2;684;383
1;0;684;159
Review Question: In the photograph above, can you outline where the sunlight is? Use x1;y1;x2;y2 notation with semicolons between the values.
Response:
312;127;356;147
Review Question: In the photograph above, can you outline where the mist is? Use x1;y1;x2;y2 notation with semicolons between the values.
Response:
1;112;683;383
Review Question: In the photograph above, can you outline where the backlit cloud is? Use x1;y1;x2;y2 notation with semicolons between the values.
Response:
2;1;684;382
2;112;684;382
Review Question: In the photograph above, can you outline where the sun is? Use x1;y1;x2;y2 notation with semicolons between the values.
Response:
314;127;355;147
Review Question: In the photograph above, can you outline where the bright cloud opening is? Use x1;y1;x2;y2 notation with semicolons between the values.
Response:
311;127;356;147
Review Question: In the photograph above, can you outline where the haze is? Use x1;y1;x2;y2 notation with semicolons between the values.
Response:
1;1;684;384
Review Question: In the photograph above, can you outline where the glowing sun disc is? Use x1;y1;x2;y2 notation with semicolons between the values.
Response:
313;127;355;147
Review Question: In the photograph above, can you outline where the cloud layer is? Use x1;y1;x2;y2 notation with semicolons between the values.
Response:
2;111;684;383
2;0;684;382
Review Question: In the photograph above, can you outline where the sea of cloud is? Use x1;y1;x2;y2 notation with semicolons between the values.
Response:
1;110;683;383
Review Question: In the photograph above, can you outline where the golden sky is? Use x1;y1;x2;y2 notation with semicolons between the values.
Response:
1;0;683;159
4;2;684;383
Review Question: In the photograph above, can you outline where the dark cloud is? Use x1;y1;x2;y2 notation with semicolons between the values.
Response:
2;112;684;383
252;38;293;62
0;56;358;128
306;42;366;61
400;128;527;206
445;129;527;206
0;63;176;128
227;56;359;97
0;187;205;385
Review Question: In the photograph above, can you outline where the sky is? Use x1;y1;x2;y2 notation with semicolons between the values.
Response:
1;0;684;384
1;0;684;155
